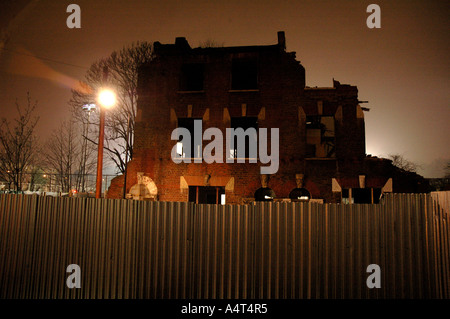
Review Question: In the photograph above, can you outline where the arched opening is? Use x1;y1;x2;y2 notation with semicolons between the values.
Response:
289;187;311;202
254;187;275;202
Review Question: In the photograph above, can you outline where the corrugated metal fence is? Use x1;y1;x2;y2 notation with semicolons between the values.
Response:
0;192;448;299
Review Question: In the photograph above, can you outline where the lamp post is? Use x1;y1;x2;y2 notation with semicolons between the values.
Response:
95;67;116;198
122;111;130;199
80;103;96;192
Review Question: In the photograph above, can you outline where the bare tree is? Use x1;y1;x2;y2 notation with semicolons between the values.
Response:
43;120;85;193
445;162;450;178
0;92;40;191
198;39;224;48
69;41;154;174
28;166;46;191
75;110;97;192
388;154;420;173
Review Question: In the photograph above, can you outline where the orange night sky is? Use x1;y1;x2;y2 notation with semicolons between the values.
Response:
0;0;448;177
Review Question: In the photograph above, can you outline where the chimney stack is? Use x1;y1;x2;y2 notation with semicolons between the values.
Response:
175;37;191;50
277;31;286;50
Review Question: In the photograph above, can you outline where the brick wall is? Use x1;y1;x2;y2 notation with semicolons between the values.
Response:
107;34;427;203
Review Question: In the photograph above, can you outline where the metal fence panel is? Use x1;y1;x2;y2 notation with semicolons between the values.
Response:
0;193;448;299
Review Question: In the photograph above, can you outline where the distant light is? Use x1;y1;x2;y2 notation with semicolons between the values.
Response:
82;103;97;111
264;195;273;199
176;142;183;157
98;89;116;108
289;187;311;202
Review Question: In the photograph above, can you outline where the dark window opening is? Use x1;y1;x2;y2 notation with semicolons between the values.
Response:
289;188;311;202
342;188;351;203
372;188;382;204
254;187;275;202
306;115;335;158
189;186;225;204
231;58;258;90
177;118;202;158
353;188;372;204
180;64;204;91
342;188;382;204
230;117;258;159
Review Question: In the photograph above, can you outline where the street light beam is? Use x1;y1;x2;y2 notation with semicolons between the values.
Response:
95;66;116;199
98;89;116;109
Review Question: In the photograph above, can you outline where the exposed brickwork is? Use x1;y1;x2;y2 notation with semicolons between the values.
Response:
107;32;429;203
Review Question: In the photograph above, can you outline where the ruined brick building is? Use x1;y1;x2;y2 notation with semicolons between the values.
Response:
107;32;429;203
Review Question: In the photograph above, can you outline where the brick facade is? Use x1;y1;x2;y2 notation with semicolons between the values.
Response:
107;32;429;203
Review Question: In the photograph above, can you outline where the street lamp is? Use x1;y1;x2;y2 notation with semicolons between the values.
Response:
95;67;116;198
122;111;131;199
80;103;96;192
98;90;116;109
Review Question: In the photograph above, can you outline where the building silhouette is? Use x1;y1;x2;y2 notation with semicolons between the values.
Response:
107;32;428;203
